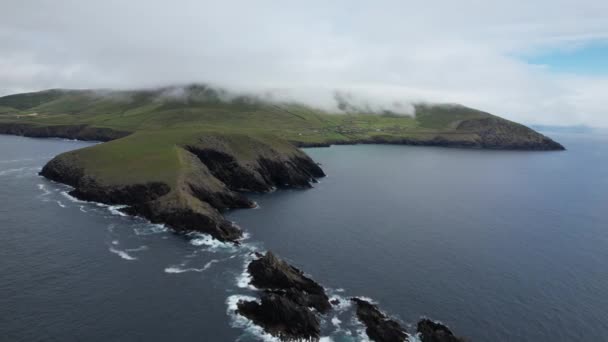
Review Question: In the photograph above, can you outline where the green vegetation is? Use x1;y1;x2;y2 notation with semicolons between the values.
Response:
1;85;562;240
0;85;492;146
0;84;563;189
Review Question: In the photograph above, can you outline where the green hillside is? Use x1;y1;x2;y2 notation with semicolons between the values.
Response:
0;85;503;146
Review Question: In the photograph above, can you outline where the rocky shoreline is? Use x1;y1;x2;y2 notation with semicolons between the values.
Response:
1;123;548;340
38;132;325;243
0;121;564;151
234;251;466;342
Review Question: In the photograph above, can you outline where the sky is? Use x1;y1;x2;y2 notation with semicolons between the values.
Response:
1;0;607;127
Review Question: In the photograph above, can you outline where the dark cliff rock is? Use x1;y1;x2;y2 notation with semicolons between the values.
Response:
237;291;321;341
417;319;465;342
456;117;565;150
235;252;331;340
352;298;409;342
38;134;324;243
0;122;130;142
247;251;330;313
186;146;324;192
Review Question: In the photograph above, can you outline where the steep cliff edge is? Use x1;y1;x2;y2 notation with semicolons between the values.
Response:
39;130;324;242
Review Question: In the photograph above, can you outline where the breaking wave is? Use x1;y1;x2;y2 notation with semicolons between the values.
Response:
108;247;137;261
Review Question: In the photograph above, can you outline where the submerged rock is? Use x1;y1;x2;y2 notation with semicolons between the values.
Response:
352;298;409;342
417;319;465;342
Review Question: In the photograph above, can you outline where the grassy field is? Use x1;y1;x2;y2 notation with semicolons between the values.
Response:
0;85;562;189
0;86;490;146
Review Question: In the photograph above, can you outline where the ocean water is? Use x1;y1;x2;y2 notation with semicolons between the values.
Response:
1;132;607;341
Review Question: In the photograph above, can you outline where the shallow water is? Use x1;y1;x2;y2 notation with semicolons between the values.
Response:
1;133;608;341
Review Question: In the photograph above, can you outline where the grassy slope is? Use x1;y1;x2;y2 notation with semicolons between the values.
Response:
0;86;561;188
0;87;486;146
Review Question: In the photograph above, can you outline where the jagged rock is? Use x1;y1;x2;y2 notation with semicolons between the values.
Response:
352;298;408;342
248;251;330;313
237;291;320;341
417;319;465;342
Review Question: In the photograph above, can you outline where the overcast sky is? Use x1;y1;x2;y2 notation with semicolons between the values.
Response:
1;0;607;126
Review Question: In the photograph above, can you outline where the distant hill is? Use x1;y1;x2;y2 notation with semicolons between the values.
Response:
0;85;564;150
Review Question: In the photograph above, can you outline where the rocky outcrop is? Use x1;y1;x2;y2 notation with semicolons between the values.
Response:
38;133;324;242
352;298;409;342
186;146;324;192
237;291;321;341
456;117;565;150
417;319;465;342
235;252;331;340
0;122;130;142
247;251;330;312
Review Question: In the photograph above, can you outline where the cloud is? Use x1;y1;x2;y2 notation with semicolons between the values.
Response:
1;0;607;126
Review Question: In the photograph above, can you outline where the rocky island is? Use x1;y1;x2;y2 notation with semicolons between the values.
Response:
0;85;565;340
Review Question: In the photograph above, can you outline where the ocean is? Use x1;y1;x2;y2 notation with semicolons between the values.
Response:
1;132;607;341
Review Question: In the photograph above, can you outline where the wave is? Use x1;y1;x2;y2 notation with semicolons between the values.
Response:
236;252;260;290
108;205;128;217
0;166;39;176
134;224;168;236
189;232;237;253
226;295;280;342
60;191;86;203
108;247;137;261
37;183;51;197
164;259;219;274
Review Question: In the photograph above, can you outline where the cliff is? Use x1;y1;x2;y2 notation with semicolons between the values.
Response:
39;130;324;242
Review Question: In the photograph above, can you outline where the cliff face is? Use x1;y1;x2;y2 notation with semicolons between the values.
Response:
39;132;324;242
0;122;130;142
456;117;565;150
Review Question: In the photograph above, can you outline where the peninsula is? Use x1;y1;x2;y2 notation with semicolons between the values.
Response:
0;85;564;340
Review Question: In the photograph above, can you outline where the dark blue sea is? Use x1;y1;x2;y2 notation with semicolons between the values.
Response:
1;131;607;341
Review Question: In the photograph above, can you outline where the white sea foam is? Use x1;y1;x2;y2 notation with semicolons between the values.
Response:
164;259;219;274
108;247;136;260
352;296;376;304
226;295;280;342
37;183;51;197
408;333;422;342
60;191;85;203
335;288;345;293
331;316;342;329
352;316;372;342
108;205;128;216
134;224;168;236
319;337;334;342
189;233;236;253
79;206;87;213
56;200;66;208
236;252;260;290
111;240;119;245
329;295;352;311
126;246;148;252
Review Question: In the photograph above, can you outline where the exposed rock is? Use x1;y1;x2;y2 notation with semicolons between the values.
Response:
235;252;332;341
456;117;565;150
417;319;465;342
0;122;130;142
352;298;409;342
236;291;320;341
248;251;331;313
38;133;324;243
